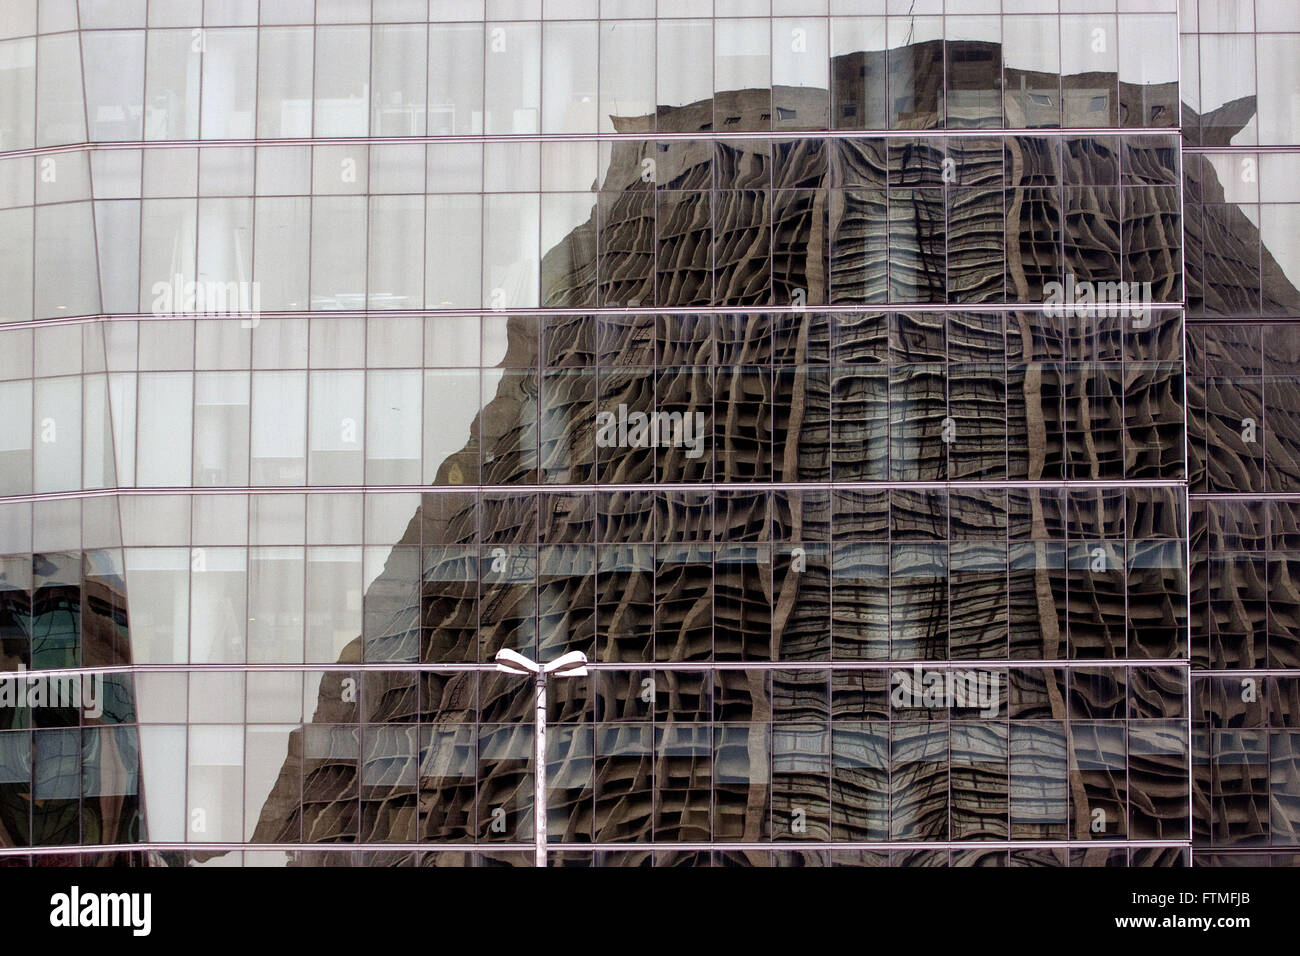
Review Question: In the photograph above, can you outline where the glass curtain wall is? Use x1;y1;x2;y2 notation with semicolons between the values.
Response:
0;0;1286;867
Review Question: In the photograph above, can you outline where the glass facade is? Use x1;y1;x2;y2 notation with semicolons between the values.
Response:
0;0;1290;867
1182;0;1300;864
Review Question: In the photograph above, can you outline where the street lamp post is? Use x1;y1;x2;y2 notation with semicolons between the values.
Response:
493;648;589;867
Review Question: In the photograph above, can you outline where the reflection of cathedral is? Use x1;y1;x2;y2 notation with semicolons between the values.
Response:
229;46;1230;863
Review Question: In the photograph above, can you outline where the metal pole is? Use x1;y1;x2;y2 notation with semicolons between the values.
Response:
534;672;547;868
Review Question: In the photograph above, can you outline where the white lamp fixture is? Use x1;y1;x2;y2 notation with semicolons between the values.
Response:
493;648;589;866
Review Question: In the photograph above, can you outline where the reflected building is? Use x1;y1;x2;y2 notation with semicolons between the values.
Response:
0;0;1295;867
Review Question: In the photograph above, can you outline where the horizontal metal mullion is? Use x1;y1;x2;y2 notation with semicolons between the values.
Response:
0;839;1192;857
1191;492;1300;500
0;302;1187;334
0;127;1184;161
0;478;1191;506
1182;145;1299;155
1185;315;1300;325
4;660;1192;680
